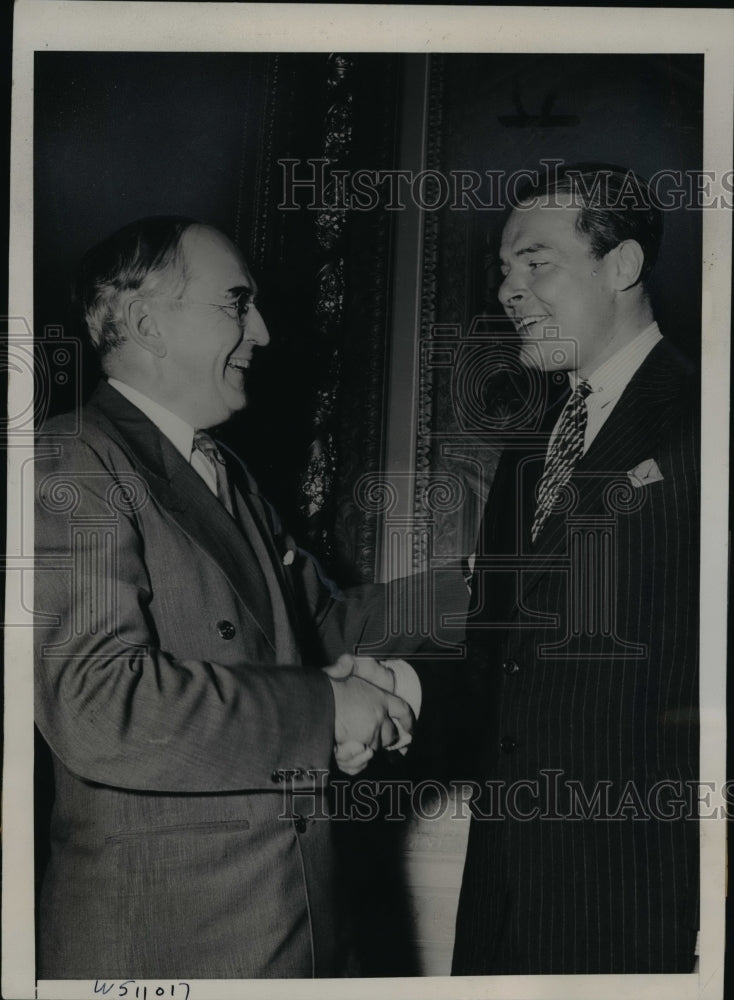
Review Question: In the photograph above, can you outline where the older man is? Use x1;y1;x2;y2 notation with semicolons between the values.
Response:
34;216;419;979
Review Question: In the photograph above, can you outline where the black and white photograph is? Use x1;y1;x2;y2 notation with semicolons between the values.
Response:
4;3;732;999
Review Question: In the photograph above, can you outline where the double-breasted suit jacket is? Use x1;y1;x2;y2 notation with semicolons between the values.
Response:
450;338;700;974
34;381;397;979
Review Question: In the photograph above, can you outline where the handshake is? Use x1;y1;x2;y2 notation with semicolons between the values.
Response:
324;654;414;776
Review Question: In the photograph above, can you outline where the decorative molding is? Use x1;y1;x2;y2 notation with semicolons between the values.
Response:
414;54;445;572
297;54;355;560
245;55;280;271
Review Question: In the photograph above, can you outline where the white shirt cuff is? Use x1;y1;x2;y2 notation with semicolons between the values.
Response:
383;658;422;718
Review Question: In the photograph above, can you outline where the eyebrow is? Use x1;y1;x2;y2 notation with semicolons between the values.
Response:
499;242;555;267
226;282;257;299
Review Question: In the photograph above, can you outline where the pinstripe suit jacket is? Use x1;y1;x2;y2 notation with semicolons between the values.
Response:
450;338;700;974
34;381;423;980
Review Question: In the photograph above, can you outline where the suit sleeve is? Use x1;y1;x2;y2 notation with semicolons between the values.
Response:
244;481;469;665
316;569;469;664
34;435;335;795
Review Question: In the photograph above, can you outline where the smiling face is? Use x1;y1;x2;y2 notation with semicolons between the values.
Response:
498;198;622;376
152;224;269;429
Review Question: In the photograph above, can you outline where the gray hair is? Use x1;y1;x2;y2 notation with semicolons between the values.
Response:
76;215;198;357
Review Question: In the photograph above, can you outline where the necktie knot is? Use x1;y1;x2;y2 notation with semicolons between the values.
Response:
193;430;226;465
192;431;234;515
575;379;592;401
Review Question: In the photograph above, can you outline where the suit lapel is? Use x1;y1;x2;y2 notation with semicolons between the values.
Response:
224;455;304;660
517;340;696;604
87;382;277;651
576;339;692;475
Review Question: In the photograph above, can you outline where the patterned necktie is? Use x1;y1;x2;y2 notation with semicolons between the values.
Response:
192;430;235;517
531;380;592;543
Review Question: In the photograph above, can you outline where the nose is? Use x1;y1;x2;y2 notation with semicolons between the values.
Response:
498;271;526;310
244;304;270;347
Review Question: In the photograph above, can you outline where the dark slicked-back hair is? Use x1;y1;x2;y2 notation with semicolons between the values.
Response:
513;163;663;282
76;215;198;357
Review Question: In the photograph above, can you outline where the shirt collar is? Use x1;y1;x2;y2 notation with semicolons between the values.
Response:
107;378;196;461
568;322;662;399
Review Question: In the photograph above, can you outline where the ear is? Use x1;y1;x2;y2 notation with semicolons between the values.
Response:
124;298;167;358
609;240;645;291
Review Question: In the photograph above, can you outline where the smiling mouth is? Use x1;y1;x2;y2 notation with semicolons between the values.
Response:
226;359;251;373
514;316;549;334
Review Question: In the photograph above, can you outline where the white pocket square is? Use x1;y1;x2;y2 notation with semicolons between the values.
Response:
627;459;664;488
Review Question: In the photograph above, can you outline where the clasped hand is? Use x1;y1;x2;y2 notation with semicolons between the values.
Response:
324;654;413;775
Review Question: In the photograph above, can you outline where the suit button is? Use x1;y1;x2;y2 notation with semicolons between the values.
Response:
271;770;284;783
502;659;519;675
217;620;236;640
500;735;518;753
294;814;307;834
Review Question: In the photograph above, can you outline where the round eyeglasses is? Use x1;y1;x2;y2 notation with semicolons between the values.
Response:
151;291;253;327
